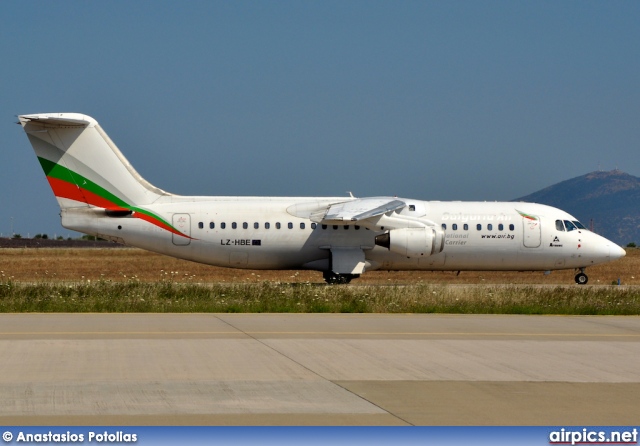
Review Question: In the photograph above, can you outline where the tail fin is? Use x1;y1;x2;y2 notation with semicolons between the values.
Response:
18;113;170;211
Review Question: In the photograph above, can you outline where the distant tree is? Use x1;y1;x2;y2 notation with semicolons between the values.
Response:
12;234;22;239
57;236;63;240
41;234;48;239
34;234;42;239
627;242;636;248
81;234;107;242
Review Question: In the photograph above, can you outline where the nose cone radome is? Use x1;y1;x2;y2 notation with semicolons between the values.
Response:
610;243;626;260
582;233;626;265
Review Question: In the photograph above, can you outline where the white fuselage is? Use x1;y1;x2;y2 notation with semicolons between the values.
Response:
60;197;622;273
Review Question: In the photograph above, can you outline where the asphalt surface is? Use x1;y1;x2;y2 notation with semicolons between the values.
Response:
1;313;639;425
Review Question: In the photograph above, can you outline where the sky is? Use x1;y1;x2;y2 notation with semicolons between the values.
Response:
1;1;639;238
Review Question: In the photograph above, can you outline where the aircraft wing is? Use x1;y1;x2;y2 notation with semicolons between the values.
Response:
314;197;406;223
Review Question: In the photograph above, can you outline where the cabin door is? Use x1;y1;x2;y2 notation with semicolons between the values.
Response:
522;216;541;248
172;213;191;246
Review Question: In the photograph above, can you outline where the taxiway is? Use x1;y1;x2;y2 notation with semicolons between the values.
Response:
1;313;638;425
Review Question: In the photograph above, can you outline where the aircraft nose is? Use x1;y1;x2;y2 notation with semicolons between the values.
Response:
582;233;626;264
610;244;626;260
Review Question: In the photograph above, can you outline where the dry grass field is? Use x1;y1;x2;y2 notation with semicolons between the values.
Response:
0;246;637;285
1;248;638;314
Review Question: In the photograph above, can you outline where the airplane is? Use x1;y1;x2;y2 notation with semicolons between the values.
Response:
18;113;626;285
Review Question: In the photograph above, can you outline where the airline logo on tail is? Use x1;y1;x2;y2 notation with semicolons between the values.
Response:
39;156;190;239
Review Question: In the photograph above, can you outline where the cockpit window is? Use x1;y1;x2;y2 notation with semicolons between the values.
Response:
564;220;577;232
555;220;565;231
573;221;586;230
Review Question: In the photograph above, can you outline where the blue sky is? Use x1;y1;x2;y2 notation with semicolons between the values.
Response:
2;1;639;237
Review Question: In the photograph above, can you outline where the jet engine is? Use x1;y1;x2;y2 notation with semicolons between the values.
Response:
375;227;445;258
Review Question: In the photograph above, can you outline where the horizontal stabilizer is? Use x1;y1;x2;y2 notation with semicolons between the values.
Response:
18;113;96;128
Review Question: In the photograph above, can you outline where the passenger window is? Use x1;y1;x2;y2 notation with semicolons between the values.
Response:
355;225;360;230
232;222;237;229
333;225;338;230
242;222;247;229
509;224;515;231
452;224;458;231
442;224;447;230
322;224;327;230
498;224;504;231
276;222;281;229
288;223;293;229
477;224;482;231
409;205;416;211
254;222;259;229
265;222;270;229
556;220;565;231
488;224;493;231
300;222;305;229
463;224;468;231
210;222;215;229
564;220;577;231
221;222;226;229
311;223;317;229
343;225;349;230
198;222;203;229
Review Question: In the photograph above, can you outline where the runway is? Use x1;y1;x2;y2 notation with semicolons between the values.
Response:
1;313;639;425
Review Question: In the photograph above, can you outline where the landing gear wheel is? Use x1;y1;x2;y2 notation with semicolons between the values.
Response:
575;272;588;285
323;272;359;285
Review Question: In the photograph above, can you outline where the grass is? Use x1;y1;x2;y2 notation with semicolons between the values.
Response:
0;247;638;285
0;247;638;314
1;279;639;314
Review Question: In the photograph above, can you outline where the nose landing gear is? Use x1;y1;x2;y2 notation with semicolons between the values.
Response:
575;268;588;285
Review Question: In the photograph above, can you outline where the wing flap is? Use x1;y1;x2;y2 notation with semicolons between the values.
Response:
320;197;406;223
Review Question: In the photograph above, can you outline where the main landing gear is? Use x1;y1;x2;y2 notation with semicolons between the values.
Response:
575;268;588;285
323;271;359;284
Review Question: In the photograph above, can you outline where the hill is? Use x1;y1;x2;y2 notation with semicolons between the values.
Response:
515;170;640;246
